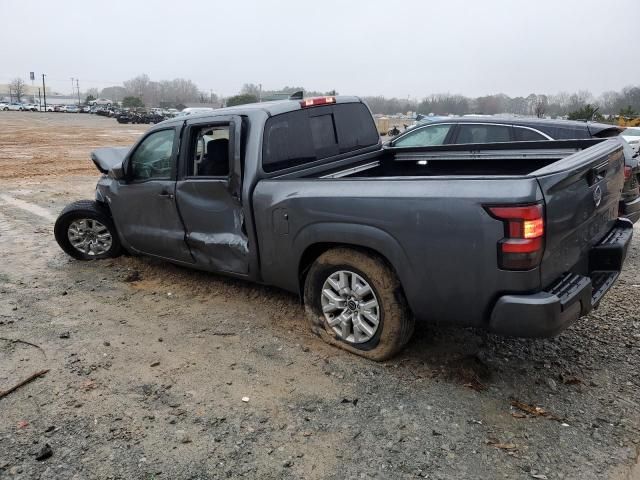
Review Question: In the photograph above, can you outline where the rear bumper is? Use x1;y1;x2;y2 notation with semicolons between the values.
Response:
489;218;633;337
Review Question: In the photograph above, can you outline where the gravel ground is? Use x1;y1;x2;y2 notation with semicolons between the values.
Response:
0;112;638;480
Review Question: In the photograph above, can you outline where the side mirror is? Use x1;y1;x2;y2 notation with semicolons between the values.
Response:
109;163;125;180
383;140;392;148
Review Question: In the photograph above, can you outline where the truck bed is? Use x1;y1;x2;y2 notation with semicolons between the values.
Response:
319;139;605;178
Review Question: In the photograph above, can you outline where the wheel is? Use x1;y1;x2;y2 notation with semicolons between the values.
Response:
304;247;414;361
54;200;121;260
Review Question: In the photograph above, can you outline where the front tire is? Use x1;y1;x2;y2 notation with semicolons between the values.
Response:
54;200;121;260
304;247;414;361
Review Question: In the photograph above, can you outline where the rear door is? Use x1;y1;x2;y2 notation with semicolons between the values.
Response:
534;139;625;286
174;115;249;274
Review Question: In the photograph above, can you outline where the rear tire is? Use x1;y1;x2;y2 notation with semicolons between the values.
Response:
304;247;414;361
54;200;121;260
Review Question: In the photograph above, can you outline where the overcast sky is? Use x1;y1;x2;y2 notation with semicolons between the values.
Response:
1;0;637;98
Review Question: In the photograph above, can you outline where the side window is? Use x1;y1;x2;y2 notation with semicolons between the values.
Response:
188;125;230;177
455;124;511;144
513;127;548;141
394;124;452;147
130;129;175;181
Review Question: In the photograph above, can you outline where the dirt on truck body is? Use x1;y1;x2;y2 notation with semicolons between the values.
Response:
0;112;639;480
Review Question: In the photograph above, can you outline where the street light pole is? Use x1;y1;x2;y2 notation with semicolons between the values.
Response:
41;74;47;111
76;79;81;106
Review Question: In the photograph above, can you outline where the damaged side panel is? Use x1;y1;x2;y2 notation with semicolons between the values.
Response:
175;180;250;274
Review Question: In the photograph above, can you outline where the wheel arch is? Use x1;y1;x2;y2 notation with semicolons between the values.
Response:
294;223;414;299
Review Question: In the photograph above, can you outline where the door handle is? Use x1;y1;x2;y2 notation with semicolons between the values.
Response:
159;191;174;200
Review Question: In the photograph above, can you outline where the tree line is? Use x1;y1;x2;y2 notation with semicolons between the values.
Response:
6;72;640;119
92;78;336;109
363;86;640;119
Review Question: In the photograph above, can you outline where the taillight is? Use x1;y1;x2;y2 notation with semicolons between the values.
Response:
300;96;336;108
486;203;545;270
624;166;632;180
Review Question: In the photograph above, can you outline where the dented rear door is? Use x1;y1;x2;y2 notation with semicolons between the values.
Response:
175;115;249;274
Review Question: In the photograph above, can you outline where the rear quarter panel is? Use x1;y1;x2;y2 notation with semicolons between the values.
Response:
253;177;544;327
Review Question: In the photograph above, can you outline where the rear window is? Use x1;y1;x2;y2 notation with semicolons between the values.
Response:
262;103;379;172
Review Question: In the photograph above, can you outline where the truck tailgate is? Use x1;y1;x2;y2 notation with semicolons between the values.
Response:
535;139;626;287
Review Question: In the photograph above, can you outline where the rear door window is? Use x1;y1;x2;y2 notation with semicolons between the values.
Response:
455;124;511;144
393;124;452;147
513;127;548;141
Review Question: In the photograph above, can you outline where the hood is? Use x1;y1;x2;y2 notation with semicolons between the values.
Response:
91;146;130;174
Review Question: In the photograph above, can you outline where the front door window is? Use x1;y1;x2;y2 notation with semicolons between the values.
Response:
130;129;175;181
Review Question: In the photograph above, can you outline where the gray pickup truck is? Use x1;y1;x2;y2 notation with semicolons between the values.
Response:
55;96;633;360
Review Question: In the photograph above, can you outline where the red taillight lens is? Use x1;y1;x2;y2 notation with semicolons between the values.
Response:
300;96;336;108
624;166;632;180
486;203;545;270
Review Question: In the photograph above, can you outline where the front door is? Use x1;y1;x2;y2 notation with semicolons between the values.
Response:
108;127;193;263
175;116;249;274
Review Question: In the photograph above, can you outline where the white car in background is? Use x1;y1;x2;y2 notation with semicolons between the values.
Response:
0;102;8;110
7;103;27;111
622;127;640;154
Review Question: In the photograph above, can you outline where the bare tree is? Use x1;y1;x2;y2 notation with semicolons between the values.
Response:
534;95;548;118
9;78;26;103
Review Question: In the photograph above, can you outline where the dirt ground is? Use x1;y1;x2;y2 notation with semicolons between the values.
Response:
0;112;639;480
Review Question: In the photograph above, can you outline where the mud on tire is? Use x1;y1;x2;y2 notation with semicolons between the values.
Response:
304;247;414;361
54;200;122;260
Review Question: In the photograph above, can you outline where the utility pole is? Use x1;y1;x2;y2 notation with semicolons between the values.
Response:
38;88;42;111
42;74;47;111
76;79;81;106
258;83;262;103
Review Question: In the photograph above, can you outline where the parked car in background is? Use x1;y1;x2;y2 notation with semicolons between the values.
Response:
388;117;622;147
387;117;640;222
24;103;39;112
65;105;80;113
622;127;640;154
7;103;26;111
89;98;113;108
0;102;8;111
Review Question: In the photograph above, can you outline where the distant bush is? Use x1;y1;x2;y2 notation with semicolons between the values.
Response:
122;96;144;108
